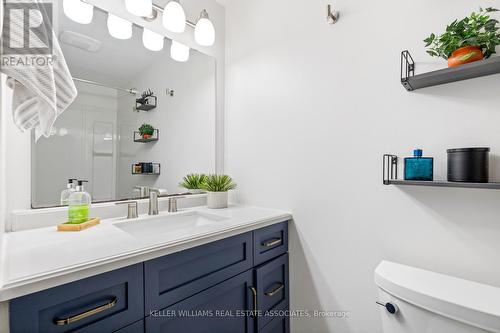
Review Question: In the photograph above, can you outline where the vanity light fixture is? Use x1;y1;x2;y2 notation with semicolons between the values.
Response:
125;0;153;17
162;0;186;33
63;0;94;24
194;9;215;46
170;40;190;62
107;13;133;39
143;28;164;51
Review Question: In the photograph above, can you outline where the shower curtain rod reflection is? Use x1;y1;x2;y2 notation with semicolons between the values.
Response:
72;77;138;95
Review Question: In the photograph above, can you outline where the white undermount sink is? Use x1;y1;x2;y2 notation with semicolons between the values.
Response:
113;211;229;238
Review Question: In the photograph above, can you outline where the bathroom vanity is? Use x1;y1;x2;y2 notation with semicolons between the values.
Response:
0;206;291;333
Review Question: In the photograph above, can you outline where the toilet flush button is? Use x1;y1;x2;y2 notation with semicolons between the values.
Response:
376;301;399;315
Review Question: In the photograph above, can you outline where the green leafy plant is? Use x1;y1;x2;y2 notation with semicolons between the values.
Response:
200;174;237;192
179;173;207;190
139;123;155;136
424;7;500;59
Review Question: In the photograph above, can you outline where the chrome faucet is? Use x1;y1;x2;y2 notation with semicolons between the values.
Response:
134;186;150;197
115;201;138;219
148;189;160;215
167;196;185;213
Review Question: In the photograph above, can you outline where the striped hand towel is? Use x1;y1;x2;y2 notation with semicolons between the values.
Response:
1;0;77;141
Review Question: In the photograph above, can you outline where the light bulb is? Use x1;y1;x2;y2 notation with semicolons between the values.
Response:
170;41;189;62
125;0;152;17
162;0;186;33
107;13;132;40
143;28;164;51
63;0;93;24
194;10;215;46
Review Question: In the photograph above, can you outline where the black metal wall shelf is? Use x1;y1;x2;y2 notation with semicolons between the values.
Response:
383;154;500;190
132;162;161;175
401;50;500;91
134;129;159;143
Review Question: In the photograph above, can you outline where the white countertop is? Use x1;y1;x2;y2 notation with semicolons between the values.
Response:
0;205;291;301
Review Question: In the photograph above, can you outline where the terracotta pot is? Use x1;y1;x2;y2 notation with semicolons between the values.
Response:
448;46;484;68
142;133;152;139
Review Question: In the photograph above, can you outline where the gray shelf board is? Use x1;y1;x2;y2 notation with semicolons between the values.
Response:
387;180;500;190
402;56;500;91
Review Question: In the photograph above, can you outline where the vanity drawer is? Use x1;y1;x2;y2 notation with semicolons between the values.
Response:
114;319;144;333
255;253;289;329
253;222;288;265
9;264;144;333
144;232;253;312
259;312;290;333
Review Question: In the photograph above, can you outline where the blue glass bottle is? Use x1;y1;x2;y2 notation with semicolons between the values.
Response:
404;149;433;181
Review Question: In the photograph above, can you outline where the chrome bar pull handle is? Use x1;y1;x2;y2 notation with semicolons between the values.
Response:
262;238;282;248
265;283;284;297
249;286;257;316
54;297;118;325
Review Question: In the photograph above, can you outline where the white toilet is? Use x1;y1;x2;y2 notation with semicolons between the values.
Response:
375;261;500;333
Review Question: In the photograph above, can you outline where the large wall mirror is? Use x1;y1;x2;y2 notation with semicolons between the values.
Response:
31;3;216;208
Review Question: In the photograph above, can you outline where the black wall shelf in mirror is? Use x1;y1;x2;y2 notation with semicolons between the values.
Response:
135;89;157;111
383;154;500;190
134;129;159;143
132;162;161;175
401;50;500;91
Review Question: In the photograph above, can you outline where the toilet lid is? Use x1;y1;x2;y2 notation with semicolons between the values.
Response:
375;261;500;333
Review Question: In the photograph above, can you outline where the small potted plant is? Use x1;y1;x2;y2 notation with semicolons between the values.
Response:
139;123;155;139
424;7;500;67
200;174;237;209
179;173;207;194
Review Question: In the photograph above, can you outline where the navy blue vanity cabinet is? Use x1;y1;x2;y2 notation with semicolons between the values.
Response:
9;263;144;333
144;232;254;313
146;270;255;333
9;221;290;333
113;320;144;333
259;314;290;333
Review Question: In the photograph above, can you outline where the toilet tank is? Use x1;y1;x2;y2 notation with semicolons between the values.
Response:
374;261;500;333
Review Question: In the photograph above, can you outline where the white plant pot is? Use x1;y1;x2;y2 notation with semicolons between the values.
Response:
207;191;228;209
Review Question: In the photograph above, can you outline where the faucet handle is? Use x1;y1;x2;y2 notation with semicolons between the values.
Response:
115;201;138;219
168;196;185;213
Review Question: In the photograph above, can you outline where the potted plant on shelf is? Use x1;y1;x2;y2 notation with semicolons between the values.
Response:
424;7;500;67
200;174;237;209
179;173;207;194
139;123;155;139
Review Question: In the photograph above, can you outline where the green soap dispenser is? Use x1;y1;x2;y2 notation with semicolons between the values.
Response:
60;178;77;205
68;180;91;224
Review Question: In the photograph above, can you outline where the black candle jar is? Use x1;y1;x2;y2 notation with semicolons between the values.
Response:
447;148;490;183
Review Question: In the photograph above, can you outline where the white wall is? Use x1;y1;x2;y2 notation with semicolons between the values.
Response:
225;1;500;332
116;50;216;198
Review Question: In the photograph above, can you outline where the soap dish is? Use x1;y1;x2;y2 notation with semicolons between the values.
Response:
57;218;100;232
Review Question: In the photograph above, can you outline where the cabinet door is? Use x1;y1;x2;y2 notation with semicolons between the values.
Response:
146;270;255;333
145;232;253;313
114;320;144;333
259;314;290;333
255;254;289;330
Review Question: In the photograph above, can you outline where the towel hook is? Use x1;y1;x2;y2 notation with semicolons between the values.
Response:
327;4;340;24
